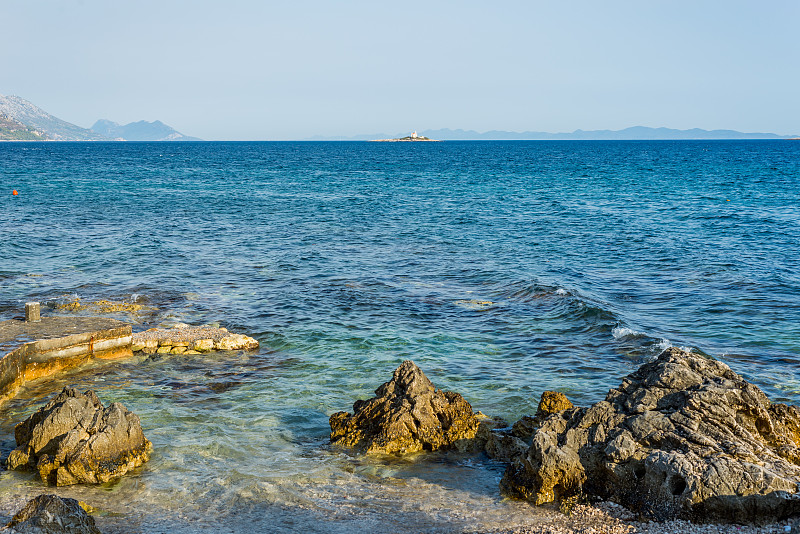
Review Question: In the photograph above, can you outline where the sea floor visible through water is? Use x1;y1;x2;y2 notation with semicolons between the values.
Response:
1;140;799;532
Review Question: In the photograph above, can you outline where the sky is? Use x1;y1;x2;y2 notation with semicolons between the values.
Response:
1;0;798;140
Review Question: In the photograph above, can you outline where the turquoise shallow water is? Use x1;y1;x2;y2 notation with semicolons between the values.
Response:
0;140;799;531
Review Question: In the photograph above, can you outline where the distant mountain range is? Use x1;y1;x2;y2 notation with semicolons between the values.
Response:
0;93;201;141
308;126;798;141
91;119;201;141
2;92;795;142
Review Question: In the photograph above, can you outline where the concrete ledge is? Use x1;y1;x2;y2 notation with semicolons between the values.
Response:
0;317;132;407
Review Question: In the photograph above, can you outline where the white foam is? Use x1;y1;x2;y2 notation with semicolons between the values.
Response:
652;338;672;352
555;288;568;296
611;326;641;339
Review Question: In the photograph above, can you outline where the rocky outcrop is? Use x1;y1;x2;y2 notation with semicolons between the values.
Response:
501;347;800;523
131;325;258;355
5;494;100;533
485;391;574;463
7;388;152;486
330;360;480;455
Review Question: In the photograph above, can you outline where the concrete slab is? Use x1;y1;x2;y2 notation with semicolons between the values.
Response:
0;316;132;407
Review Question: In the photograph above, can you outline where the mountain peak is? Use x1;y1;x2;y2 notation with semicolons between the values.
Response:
0;94;107;140
90;118;201;141
0;94;202;141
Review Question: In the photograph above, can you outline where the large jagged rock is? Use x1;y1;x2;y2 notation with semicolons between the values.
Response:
329;360;480;455
6;387;152;486
501;347;800;523
5;494;100;534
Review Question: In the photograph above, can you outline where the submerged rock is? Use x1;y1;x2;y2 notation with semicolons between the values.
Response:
501;347;800;523
5;494;100;534
7;387;152;486
329;360;480;455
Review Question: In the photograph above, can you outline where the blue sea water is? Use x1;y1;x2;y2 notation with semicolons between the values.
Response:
0;140;799;532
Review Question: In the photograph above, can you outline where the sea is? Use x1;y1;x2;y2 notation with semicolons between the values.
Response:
0;140;798;532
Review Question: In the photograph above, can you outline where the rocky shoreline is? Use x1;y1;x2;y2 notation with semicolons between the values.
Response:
329;348;800;529
2;343;800;532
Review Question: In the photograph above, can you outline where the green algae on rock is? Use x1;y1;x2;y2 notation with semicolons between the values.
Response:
7;388;152;486
330;360;480;455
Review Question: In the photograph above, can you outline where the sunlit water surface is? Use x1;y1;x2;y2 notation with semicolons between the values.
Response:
1;141;798;532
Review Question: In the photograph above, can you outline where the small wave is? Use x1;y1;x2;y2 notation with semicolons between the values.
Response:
612;326;675;355
611;326;644;339
652;338;672;353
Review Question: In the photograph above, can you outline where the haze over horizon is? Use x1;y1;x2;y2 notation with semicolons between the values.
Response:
1;0;797;141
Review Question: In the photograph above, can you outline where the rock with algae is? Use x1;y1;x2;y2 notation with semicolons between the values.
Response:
131;325;258;354
4;494;100;534
7;387;152;486
329;360;480;455
55;298;147;314
501;347;800;523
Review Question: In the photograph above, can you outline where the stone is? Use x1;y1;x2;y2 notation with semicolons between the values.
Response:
131;327;258;353
215;334;259;351
7;387;152;486
485;428;529;462
511;415;538;441
5;494;100;534
192;339;214;352
25;302;40;322
329;360;480;455
501;347;800;523
170;346;187;354
538;390;573;415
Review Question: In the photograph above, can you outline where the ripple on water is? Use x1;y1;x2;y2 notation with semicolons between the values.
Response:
1;141;799;531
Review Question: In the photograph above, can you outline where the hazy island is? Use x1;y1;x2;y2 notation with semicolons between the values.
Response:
371;131;439;142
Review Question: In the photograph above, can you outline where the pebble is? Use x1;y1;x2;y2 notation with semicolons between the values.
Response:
490;502;799;534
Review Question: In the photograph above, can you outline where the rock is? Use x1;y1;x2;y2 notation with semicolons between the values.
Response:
192;339;214;352
485;428;529;462
131;326;258;353
7;387;152;486
329;360;480;455
501;347;800;523
485;392;576;463
215;333;259;351
538;391;573;415
5;494;100;534
511;415;538;441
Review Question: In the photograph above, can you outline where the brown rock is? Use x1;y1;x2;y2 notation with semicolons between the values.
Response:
5;494;100;534
329;360;480;455
7;387;152;486
537;391;573;416
501;347;800;523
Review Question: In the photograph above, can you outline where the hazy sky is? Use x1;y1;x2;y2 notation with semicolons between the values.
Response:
2;1;798;140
